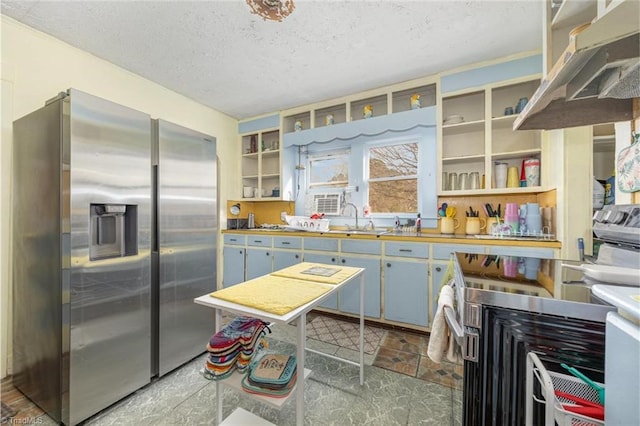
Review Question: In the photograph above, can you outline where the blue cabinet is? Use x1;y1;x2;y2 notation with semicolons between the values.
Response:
430;263;449;324
222;246;245;287
384;259;429;327
339;240;382;318
224;234;246;246
338;256;381;318
303;237;339;252
273;236;303;271
273;250;302;271
246;247;272;280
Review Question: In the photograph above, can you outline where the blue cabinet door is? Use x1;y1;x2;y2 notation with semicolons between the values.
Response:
246;247;272;280
273;250;302;271
303;252;338;309
222;246;245;287
430;263;449;325
338;256;381;318
384;259;429;326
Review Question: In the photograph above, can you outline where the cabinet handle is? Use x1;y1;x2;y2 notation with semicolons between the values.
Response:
295;254;299;259
239;250;243;254
436;266;441;272
253;240;262;243
266;252;270;256
399;249;412;253
281;241;291;245
386;262;391;267
230;238;237;242
331;258;336;262
341;259;346;264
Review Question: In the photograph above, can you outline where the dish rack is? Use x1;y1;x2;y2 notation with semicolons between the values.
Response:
526;352;604;426
284;215;330;232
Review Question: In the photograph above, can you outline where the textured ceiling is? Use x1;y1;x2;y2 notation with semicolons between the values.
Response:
1;0;543;119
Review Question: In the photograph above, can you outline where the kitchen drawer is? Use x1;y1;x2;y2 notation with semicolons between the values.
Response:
273;236;302;250
304;237;339;252
385;241;429;259
341;240;382;255
247;235;272;247
432;243;484;260
223;234;246;246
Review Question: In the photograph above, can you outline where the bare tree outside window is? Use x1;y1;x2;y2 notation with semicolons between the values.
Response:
368;143;418;213
309;152;349;188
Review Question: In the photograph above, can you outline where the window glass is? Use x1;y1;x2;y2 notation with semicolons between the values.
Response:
309;151;349;188
368;142;418;213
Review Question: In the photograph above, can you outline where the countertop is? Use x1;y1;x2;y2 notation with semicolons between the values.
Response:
222;228;562;248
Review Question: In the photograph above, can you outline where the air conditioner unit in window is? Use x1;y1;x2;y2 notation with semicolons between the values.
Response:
313;193;341;216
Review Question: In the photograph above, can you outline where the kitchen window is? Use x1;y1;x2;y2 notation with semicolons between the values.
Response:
308;150;349;188
367;141;418;213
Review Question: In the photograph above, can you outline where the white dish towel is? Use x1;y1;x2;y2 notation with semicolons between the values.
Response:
427;283;459;363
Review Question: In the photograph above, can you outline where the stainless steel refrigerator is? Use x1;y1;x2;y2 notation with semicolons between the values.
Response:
12;90;217;425
151;119;217;377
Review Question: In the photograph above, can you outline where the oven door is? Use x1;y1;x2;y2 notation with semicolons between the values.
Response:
463;305;606;426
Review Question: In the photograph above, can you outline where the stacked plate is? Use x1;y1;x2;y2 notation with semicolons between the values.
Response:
443;114;464;125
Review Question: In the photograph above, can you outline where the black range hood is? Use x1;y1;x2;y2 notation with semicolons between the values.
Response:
514;0;639;131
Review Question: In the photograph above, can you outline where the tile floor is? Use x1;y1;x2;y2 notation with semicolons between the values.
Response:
1;314;463;425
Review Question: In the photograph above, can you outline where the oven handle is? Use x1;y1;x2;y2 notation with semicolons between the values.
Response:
443;305;464;346
443;304;479;362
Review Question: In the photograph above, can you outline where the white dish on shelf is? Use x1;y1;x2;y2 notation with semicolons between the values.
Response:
443;114;464;125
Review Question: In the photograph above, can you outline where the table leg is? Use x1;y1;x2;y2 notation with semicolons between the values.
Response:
215;309;223;425
296;312;306;426
359;273;364;385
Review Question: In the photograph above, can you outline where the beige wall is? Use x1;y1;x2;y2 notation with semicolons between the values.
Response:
0;16;240;378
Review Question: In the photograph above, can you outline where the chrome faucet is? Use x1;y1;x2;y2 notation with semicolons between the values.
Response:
344;202;359;230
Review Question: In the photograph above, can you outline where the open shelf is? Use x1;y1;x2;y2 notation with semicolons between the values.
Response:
392;84;436;113
350;94;388;121
240;128;281;200
314;104;347;127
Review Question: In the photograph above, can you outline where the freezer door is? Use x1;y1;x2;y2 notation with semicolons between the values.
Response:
68;89;152;425
154;119;217;377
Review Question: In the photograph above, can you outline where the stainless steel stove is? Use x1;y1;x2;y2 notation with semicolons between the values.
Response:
593;204;640;263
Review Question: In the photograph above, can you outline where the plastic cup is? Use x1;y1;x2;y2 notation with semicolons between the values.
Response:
507;166;519;188
526;214;542;235
458;173;469;190
448;173;458;191
524;258;541;280
503;257;518;278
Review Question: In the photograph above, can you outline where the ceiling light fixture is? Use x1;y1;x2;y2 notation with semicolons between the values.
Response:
246;0;295;22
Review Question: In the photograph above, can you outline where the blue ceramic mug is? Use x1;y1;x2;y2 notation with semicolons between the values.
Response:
515;97;528;114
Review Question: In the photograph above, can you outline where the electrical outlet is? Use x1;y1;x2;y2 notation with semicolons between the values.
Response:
280;211;287;222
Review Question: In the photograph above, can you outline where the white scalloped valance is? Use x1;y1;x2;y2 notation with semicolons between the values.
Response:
283;106;436;148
